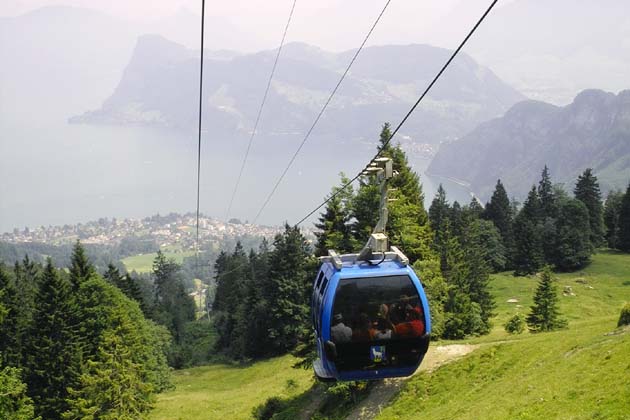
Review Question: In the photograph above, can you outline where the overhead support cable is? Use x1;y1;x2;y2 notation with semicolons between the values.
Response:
225;0;298;222
293;0;500;227
252;0;393;224
208;0;499;280
195;0;206;262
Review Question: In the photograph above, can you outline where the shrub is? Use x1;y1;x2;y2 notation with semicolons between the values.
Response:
618;303;630;327
504;314;525;334
253;397;286;420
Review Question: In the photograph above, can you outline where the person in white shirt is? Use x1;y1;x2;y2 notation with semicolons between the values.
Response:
331;314;352;343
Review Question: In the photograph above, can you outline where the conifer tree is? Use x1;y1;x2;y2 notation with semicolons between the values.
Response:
212;244;250;356
553;198;593;270
24;259;81;420
429;185;451;266
315;175;355;256
526;266;567;332
483;180;514;265
574;168;605;247
603;190;624;249
429;185;450;239
0;365;37;420
238;245;272;359
104;263;147;315
513;186;544;275
63;328;153;420
152;251;195;345
352;123;431;262
467;197;484;218
0;298;37;420
471;219;506;272
617;183;630;252
459;220;496;331
69;241;95;290
449;201;465;239
103;263;122;287
9;257;40;370
0;265;21;367
264;225;313;355
538;165;557;219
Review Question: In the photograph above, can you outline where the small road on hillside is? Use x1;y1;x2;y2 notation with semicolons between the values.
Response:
346;344;479;420
344;344;478;420
298;344;478;420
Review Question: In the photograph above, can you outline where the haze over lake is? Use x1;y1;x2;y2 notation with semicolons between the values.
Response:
1;103;473;233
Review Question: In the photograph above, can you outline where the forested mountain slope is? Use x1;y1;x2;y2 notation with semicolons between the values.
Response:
428;89;630;201
71;36;524;150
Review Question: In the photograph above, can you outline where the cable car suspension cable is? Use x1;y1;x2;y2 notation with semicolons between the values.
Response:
195;0;206;265
294;0;499;227
252;0;393;224
225;0;298;222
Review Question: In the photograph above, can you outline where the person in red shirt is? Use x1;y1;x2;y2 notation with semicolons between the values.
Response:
394;304;425;338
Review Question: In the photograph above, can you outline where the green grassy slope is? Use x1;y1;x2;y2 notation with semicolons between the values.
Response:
121;250;195;273
148;252;630;420
377;251;630;419
149;356;314;420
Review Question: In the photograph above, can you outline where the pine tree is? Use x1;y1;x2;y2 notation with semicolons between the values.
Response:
152;250;195;345
526;266;567;332
239;245;272;359
69;241;95;290
212;244;250;356
314;174;355;256
428;185;451;266
470;219;506;272
63;328;153;420
264;225;313;355
603;190;624;249
352;123;431;263
538;165;557;219
24;259;81;420
429;184;450;240
617;183;630;252
0;266;22;367
553;198;593;270
459;220;496;331
467;197;484;218
483;180;515;265
0;365;38;420
574;168;605;248
513;186;544;275
104;263;148;315
449;201;465;239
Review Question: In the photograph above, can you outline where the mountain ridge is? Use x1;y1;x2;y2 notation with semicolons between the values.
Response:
427;88;630;201
70;35;525;153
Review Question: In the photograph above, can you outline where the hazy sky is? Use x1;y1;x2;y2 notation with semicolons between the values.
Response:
0;0;516;51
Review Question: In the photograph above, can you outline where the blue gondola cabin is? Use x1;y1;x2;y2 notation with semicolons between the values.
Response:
312;248;431;381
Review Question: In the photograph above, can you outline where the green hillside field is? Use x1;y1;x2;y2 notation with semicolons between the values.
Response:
149;251;630;420
121;250;195;273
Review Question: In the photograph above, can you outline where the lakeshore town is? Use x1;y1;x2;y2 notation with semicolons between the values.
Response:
0;213;302;249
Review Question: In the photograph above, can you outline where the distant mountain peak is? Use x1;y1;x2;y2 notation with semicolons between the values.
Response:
428;88;630;201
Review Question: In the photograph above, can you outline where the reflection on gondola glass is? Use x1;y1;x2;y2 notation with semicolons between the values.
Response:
330;275;426;372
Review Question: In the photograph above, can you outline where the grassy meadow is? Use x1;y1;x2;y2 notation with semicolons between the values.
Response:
122;250;195;273
377;250;630;419
149;251;630;420
149;356;314;420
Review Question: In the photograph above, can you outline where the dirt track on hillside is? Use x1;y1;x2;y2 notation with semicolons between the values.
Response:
298;344;478;420
344;344;477;420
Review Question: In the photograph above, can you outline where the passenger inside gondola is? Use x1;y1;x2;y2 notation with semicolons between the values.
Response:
331;314;352;343
394;304;425;338
352;313;372;342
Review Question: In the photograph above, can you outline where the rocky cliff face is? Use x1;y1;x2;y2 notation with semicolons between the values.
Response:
70;35;524;152
427;89;630;200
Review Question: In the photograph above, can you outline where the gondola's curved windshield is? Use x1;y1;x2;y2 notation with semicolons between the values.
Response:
330;275;426;372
